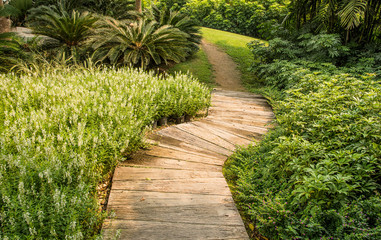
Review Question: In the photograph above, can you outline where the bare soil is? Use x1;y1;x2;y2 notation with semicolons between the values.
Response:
201;39;245;91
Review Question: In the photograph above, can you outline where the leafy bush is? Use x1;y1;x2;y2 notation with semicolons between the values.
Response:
0;67;210;239
247;34;381;90
225;64;381;239
249;34;349;65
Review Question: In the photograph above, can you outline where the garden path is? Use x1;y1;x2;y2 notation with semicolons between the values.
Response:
103;42;274;239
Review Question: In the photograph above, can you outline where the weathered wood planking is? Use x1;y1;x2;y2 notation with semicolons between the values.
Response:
103;90;274;240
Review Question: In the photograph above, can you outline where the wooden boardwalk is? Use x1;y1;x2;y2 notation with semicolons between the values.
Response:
103;89;274;240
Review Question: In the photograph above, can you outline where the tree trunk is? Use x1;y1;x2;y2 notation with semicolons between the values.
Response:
0;18;10;33
0;1;11;34
135;0;142;13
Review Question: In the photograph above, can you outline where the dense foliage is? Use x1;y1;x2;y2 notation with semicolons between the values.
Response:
0;0;201;71
225;30;381;239
156;0;381;44
157;0;288;40
0;67;210;239
248;34;381;91
226;69;381;239
287;0;381;44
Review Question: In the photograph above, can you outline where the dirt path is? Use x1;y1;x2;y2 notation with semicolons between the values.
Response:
201;39;245;91
103;41;274;240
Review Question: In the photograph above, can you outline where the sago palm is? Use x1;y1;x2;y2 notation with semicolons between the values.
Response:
89;17;189;68
27;3;98;48
146;5;201;54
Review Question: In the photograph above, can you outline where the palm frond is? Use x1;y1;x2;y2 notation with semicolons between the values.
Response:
338;0;367;30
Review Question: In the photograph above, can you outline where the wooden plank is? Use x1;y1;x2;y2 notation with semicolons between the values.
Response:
114;167;224;181
107;191;243;225
107;205;243;225
207;116;273;128
211;98;272;110
108;191;232;206
175;124;236;151
209;106;274;117
210;99;272;111
103;220;249;240
205;119;269;135
191;122;253;146
212;95;270;107
199;119;263;140
208;108;274;120
111;178;231;195
148;133;226;159
145;146;224;165
121;155;223;172
157;127;232;156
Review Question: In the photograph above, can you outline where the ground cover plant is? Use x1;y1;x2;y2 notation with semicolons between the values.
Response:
0;67;210;239
224;31;381;238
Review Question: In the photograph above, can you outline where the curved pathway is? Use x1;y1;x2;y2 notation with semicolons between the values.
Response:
103;41;274;239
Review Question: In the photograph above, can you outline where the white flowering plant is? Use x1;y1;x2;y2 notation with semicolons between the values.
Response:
0;67;210;239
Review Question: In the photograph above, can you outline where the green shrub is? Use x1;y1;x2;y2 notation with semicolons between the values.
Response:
226;70;381;239
0;67;210;239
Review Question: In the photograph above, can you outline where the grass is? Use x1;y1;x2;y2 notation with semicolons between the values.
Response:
169;47;215;88
169;27;268;90
200;27;266;88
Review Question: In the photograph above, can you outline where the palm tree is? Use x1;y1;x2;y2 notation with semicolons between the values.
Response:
135;0;142;13
146;5;201;54
27;3;98;48
0;0;11;33
89;17;189;68
8;0;33;26
286;0;380;43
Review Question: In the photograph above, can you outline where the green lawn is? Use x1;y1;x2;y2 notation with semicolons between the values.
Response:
169;48;215;88
169;27;268;90
201;27;266;88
